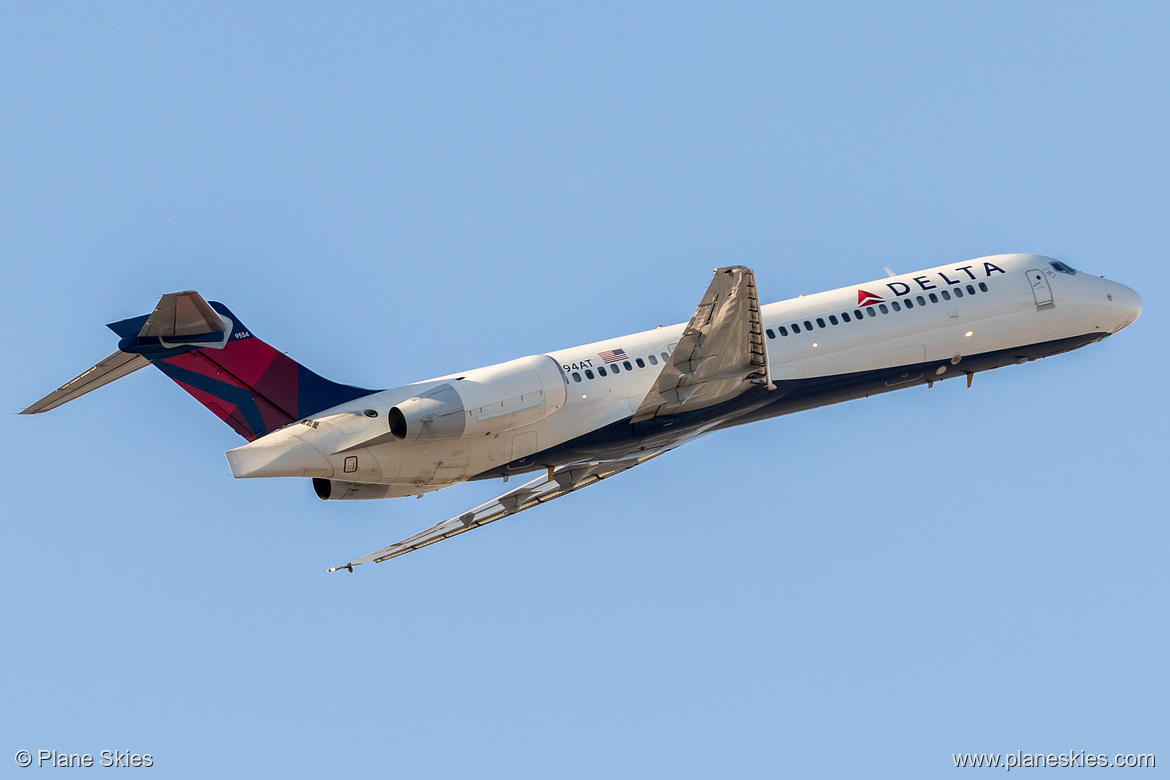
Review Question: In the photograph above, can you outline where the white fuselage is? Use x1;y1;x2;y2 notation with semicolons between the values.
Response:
225;254;1142;493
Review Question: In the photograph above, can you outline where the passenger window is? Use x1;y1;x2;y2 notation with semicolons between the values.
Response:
610;363;620;373
636;357;645;368
779;325;789;336
891;301;901;312
854;309;863;320
904;299;913;309
829;315;839;325
792;323;801;333
623;360;633;371
572;372;582;382
585;369;595;379
648;355;658;365
916;296;926;306
804;320;814;330
929;293;939;303
816;317;826;328
660;352;669;361
941;290;952;301
978;282;988;292
966;284;976;295
766;328;775;339
953;287;963;298
878;304;889;314
867;307;876;317
598;366;608;376
842;312;851;323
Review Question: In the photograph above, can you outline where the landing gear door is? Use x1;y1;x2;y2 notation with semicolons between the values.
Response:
1026;269;1054;308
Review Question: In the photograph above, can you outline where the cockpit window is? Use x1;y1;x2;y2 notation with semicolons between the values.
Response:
1050;261;1077;275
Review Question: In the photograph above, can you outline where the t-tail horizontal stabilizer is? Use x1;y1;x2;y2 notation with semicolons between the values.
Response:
22;290;377;440
20;289;224;415
20;351;150;414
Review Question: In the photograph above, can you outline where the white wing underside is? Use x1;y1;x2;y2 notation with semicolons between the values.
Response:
329;451;668;572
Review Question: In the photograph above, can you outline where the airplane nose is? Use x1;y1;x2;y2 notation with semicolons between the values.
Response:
1107;281;1142;332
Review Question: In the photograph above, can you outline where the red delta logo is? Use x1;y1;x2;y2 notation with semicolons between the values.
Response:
856;262;1009;307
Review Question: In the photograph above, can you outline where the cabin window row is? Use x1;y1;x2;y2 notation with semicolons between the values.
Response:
765;282;991;339
570;351;672;382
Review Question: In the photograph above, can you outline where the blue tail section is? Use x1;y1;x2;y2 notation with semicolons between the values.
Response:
109;301;378;441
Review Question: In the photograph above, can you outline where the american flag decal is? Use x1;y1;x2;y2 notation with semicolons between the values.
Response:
598;348;627;363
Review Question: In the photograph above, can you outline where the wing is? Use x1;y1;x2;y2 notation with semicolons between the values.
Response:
21;351;150;414
632;265;769;423
328;451;667;572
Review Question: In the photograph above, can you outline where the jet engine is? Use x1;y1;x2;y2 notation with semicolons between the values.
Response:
387;354;567;442
313;479;441;500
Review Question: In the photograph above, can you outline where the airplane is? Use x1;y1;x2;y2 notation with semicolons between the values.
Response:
22;254;1142;572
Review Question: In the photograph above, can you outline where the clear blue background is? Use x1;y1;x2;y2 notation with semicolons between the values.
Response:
2;3;1165;777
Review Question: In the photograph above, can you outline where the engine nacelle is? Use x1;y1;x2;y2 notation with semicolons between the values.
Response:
387;354;567;442
313;478;441;500
387;383;465;441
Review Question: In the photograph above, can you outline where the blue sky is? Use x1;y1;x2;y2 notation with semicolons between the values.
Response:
2;3;1166;777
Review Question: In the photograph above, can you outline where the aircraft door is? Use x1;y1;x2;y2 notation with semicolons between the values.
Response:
1026;269;1054;308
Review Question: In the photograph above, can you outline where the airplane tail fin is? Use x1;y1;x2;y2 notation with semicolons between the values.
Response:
22;291;377;441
